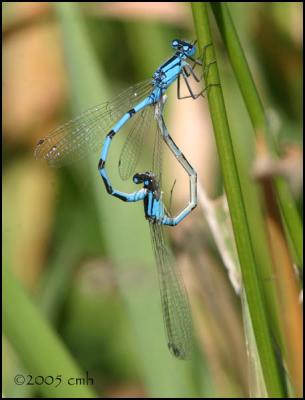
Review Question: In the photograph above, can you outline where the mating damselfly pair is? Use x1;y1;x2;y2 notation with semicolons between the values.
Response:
35;39;210;359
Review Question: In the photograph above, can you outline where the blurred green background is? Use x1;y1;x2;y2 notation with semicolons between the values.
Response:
2;2;302;398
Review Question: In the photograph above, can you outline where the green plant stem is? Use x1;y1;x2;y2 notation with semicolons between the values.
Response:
210;2;303;268
3;265;97;398
209;1;284;356
191;3;285;397
211;3;265;132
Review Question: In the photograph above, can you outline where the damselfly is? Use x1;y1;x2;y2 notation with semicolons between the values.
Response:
97;96;197;359
34;39;205;184
35;39;201;358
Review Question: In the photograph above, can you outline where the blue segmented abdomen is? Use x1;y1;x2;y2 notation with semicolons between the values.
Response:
112;112;131;133
162;216;177;226
98;94;159;202
99;96;153;164
101;135;112;160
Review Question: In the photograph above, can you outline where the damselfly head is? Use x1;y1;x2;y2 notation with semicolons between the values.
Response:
133;172;159;192
133;171;153;184
171;39;196;57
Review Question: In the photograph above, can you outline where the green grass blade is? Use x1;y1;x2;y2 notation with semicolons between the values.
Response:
211;3;265;132
210;2;303;268
3;265;97;398
191;3;285;397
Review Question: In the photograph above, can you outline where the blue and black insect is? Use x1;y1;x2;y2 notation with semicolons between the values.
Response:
34;39;208;359
34;39;208;176
101;97;197;359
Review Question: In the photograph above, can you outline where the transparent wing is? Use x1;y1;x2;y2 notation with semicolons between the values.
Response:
152;112;164;188
34;79;153;167
149;222;192;359
118;103;155;180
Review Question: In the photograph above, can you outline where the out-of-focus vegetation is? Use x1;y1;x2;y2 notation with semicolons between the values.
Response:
3;2;303;398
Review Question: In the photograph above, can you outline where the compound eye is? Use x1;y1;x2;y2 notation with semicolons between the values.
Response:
183;45;189;52
133;173;142;184
172;39;178;48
